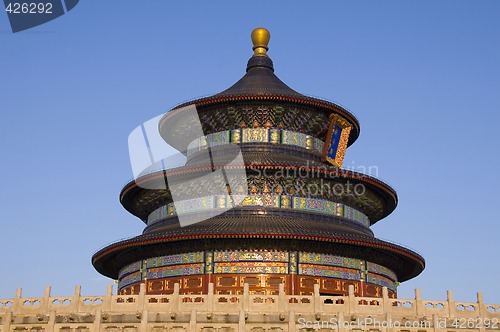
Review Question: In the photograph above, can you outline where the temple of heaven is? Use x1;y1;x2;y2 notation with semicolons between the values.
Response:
92;28;424;297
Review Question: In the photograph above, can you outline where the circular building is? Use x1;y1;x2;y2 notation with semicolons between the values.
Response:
92;28;424;297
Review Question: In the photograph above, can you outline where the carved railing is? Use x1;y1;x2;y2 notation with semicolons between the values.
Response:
1;284;499;318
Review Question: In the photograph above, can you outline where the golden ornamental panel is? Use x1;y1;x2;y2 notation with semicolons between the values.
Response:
323;114;353;168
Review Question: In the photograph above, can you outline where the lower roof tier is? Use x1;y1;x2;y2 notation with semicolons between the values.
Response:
92;215;424;283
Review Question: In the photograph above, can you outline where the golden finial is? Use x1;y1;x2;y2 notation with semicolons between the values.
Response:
251;27;270;57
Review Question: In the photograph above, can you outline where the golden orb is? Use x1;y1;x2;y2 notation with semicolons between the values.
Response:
251;27;270;56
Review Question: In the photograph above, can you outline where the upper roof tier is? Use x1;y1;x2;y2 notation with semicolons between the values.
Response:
214;55;303;98
159;28;360;150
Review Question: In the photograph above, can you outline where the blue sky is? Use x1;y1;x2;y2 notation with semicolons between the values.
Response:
0;1;499;303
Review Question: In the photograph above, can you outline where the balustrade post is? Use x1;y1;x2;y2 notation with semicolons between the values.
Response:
12;288;22;313
43;286;51;313
447;290;455;317
279;283;285;312
137;283;146;312
415;288;424;316
207;282;214;312
313;283;320;313
104;284;113;311
382;287;390;312
348;285;355;314
243;283;249;312
477;291;486;317
172;283;180;312
73;285;81;312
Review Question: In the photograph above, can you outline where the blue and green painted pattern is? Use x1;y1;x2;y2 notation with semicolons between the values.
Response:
299;264;361;280
214;250;289;262
214;262;288;274
146;252;204;268
118;261;141;278
367;262;398;281
146;263;204;279
366;273;397;291
299;253;363;269
187;129;324;157
147;195;370;227
119;271;142;288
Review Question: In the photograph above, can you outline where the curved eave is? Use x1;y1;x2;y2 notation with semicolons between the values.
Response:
92;232;424;282
159;95;360;147
119;165;398;224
